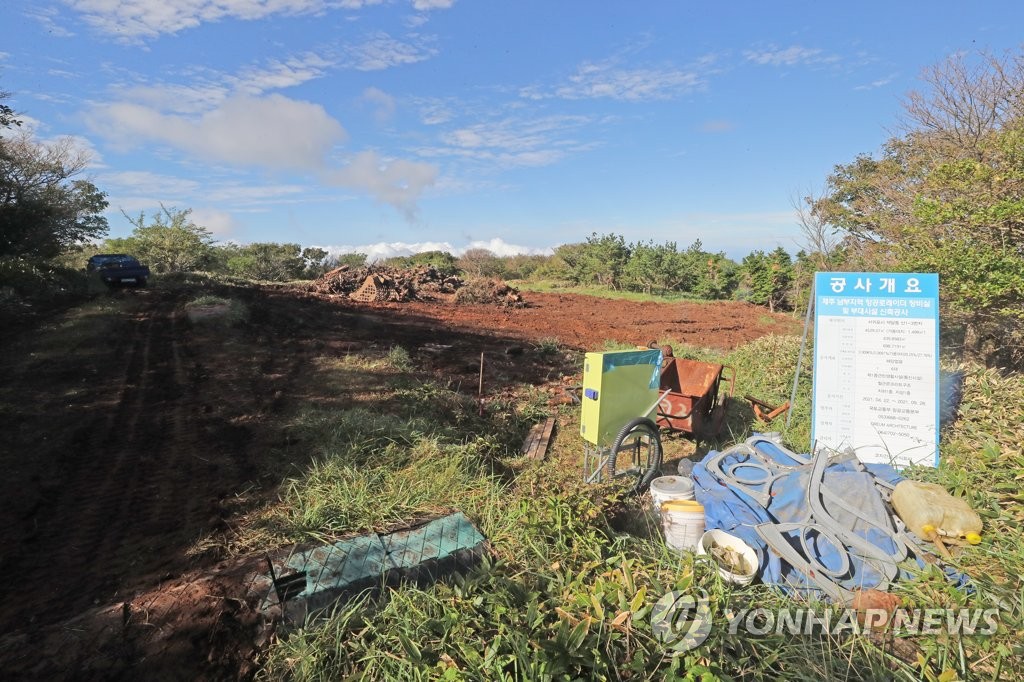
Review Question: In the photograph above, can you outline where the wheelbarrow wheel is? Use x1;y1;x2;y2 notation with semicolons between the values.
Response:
606;417;663;494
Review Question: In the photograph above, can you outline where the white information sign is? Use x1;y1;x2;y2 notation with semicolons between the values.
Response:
811;272;939;468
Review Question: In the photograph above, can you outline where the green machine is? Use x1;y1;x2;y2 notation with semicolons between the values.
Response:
579;349;665;491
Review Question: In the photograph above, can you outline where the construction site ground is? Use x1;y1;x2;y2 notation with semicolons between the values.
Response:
0;281;796;680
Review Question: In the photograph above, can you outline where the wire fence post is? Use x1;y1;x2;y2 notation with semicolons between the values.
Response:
786;277;815;431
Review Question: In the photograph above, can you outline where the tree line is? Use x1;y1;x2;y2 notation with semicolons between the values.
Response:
4;49;1023;365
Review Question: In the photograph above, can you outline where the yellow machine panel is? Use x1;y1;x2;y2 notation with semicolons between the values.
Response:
580;349;663;446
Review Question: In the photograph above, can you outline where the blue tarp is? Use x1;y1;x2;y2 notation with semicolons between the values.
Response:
692;437;967;599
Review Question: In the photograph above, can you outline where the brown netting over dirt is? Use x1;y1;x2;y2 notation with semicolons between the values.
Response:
310;265;523;306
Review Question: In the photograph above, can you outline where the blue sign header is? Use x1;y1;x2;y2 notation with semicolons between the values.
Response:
814;272;939;320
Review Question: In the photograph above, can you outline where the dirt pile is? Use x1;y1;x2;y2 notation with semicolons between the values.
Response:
310;265;523;306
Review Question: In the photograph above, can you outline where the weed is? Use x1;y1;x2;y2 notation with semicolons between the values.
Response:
535;336;561;356
186;294;230;307
386;345;414;372
183;294;249;325
251;332;1024;681
601;339;640;351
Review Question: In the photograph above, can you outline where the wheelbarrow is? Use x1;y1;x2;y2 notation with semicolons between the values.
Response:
655;355;735;439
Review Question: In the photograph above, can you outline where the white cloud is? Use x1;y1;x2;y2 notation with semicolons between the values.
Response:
320;240;453;262
324;150;438;219
26;6;75;37
63;0;383;41
93;64;438;216
118;81;230;116
191;207;240;237
416;98;455;125
345;32;436;71
234;53;337;95
101;172;312;220
412;0;454;9
700;119;735;133
90;93;348;170
744;45;837;67
420;114;597;168
9;123;107;169
317;236;545;262
360;87;396;124
854;72;899;91
462;237;550;257
203;182;308;205
100;170;200;196
523;58;704;102
113;52;335;116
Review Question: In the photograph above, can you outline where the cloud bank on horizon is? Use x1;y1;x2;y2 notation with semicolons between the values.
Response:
317;237;552;263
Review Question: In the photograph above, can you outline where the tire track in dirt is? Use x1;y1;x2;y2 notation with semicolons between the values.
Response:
0;298;164;629
0;293;228;633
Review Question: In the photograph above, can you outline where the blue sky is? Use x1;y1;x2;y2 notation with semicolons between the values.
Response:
3;1;1023;261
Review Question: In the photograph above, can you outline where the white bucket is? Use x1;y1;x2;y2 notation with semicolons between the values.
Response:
696;529;758;585
660;500;705;552
650;475;695;513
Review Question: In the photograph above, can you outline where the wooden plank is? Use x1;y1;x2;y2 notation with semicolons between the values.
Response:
533;417;556;460
523;417;557;461
521;421;544;456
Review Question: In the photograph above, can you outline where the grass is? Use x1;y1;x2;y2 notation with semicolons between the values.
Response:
0;296;132;421
534;336;562;357
183;294;249;325
246;330;1024;681
512;279;709;304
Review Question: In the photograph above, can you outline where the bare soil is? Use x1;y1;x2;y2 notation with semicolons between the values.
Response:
0;283;795;679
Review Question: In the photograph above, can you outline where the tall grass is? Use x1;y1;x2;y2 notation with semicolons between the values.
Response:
253;334;1024;681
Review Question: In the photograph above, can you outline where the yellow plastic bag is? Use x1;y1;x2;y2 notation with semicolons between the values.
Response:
891;480;982;546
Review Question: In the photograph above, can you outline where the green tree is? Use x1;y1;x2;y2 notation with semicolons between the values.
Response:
328;252;368;269
560;233;631;288
0;131;108;261
110;205;214;273
222;242;306;281
383;250;459;276
623;240;690;294
676;240;737;299
812;50;1024;365
1;89;20;129
301;247;329;278
541;242;586;282
736;247;793;312
457;248;502;278
496;253;547;280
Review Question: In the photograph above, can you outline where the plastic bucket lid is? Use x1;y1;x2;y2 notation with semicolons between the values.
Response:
651;476;695;498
